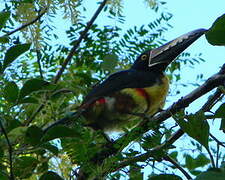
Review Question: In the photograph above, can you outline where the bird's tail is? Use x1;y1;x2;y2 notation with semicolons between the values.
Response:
43;108;84;134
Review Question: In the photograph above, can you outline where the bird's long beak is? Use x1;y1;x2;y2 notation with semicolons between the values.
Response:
148;28;208;67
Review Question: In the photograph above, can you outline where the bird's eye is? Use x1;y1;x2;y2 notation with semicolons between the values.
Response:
141;54;147;60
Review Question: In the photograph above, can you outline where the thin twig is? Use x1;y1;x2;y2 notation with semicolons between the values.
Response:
163;155;192;180
36;48;43;79
53;0;108;83
6;7;48;36
0;118;14;180
210;133;225;148
206;147;216;168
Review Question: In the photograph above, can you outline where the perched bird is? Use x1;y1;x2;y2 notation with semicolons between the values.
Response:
80;28;207;132
44;28;207;133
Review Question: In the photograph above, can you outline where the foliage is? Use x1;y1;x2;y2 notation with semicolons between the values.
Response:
0;0;224;180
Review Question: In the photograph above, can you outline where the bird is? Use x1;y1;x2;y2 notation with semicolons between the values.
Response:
44;28;207;133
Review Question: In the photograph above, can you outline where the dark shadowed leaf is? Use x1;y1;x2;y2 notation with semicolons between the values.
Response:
206;14;225;45
149;174;182;180
129;163;143;179
3;81;19;103
214;103;225;118
220;118;225;132
42;126;80;142
0;171;8;180
19;79;50;100
14;156;39;178
3;43;31;70
0;11;10;30
41;143;59;155
175;111;209;149
25;125;44;146
19;97;39;104
195;168;225;180
40;171;63;180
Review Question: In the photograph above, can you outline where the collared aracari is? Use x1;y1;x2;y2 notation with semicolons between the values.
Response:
79;28;207;132
44;28;207;133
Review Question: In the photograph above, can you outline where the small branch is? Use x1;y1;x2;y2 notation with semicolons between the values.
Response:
25;104;45;126
36;48;43;79
0;118;14;180
206;147;216;168
6;7;48;36
163;155;192;180
53;0;108;83
210;133;225;148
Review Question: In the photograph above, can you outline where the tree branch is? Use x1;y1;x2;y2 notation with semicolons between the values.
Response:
210;133;225;148
163;155;192;180
6;7;48;36
53;0;108;83
0;118;14;180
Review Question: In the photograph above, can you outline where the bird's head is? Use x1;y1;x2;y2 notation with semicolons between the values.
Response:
131;28;207;72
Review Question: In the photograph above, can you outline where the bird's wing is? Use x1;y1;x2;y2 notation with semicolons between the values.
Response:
82;69;140;105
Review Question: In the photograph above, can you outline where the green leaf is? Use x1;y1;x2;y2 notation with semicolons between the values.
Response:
0;36;9;43
3;81;19;103
149;174;182;180
14;156;39;178
101;53;118;71
214;103;225;118
40;171;64;180
0;11;10;30
3;43;31;71
175;111;209;149
0;171;8;180
19;97;39;104
19;79;50;100
42;126;80;142
206;14;225;45
8;126;27;142
169;151;178;162
129;163;143;179
25;125;44;146
220;118;225;132
41;143;59;155
185;154;210;171
195;168;225;180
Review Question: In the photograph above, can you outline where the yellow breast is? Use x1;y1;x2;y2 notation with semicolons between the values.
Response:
121;75;169;115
